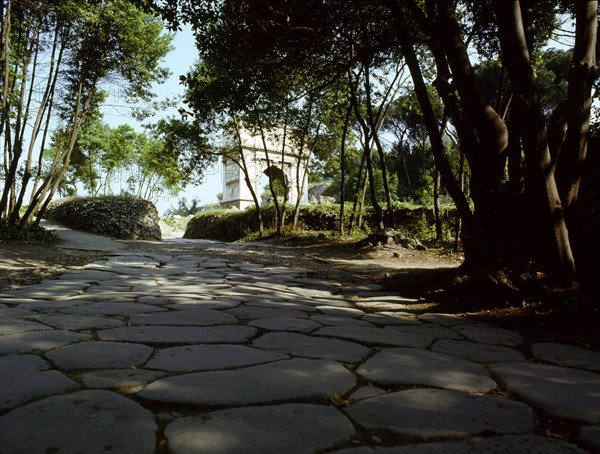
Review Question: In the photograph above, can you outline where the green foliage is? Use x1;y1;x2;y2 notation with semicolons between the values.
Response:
45;195;161;240
0;222;57;244
184;203;457;243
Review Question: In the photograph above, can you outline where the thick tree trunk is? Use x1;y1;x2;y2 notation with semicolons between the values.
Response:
495;0;577;284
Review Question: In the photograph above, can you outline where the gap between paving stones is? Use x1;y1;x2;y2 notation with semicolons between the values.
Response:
1;234;598;453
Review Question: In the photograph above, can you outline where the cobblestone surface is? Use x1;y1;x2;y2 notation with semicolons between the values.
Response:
0;228;599;453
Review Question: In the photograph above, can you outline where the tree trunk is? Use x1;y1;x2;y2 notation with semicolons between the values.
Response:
433;168;443;241
389;0;476;257
494;0;577;284
555;0;598;211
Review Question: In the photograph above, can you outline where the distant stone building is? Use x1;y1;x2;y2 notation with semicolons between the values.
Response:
220;128;309;210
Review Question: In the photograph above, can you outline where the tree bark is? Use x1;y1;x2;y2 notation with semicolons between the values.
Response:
555;0;598;211
494;0;577;284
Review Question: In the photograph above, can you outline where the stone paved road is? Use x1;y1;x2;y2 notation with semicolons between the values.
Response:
1;231;599;453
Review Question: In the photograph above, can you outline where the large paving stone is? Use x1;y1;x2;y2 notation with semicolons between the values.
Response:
578;426;600;452
331;434;587;453
98;325;257;345
455;323;526;347
357;348;496;393
139;358;356;406
248;317;322;332
315;326;435;348
431;339;526;363
61;301;167;315
45;341;153;370
0;354;79;411
77;369;167;394
531;343;600;372
226;305;309;320
27;314;125;330
345;388;536;439
0;329;92;355
145;344;288;372
1;318;52;336
129;308;238;326
253;332;371;363
165;404;355;454
0;390;157;454
1;281;90;300
491;362;600;424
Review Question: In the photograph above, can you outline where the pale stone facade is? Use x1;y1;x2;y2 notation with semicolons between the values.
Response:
220;129;309;210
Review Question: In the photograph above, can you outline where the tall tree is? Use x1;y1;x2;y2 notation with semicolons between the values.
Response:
1;0;172;226
149;0;598;288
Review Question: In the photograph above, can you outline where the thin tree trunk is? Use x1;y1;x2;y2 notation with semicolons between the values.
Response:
389;0;476;256
232;118;263;236
555;0;598;211
339;102;352;236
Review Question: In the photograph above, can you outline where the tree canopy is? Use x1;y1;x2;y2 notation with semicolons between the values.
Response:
144;0;598;288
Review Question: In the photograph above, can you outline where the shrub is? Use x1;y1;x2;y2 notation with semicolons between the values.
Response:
184;203;457;242
45;195;162;240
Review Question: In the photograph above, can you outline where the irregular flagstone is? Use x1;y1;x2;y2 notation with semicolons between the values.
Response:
27;314;125;330
145;344;288;372
77;369;168;394
349;385;387;402
418;313;476;326
0;390;157;454
317;306;365;318
58;269;120;281
431;339;526;363
0;329;92;355
45;341;153;370
0;305;36;318
15;299;93;313
531;343;600;372
345;388;536;439
491;362;600;424
362;313;421;326
165;404;355;454
455;323;526;347
1;318;52;336
226;305;310;320
164;299;241;310
60;301;168;315
129;308;238;326
1;281;90;300
389;323;462;340
315;326;435;348
578;426;600;452
139;358;356;406
311;315;375;328
97;325;257;345
287;285;340;298
248;317;322;332
357;348;496;393
245;301;318;312
253;332;371;363
330;435;588;453
0;354;79;411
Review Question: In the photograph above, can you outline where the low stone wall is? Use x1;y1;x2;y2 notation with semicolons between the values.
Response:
45;196;162;240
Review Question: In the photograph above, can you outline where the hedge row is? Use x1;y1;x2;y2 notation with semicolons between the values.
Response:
184;204;458;242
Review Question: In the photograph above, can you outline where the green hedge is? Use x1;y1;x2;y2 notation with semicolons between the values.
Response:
45;196;162;240
184;204;458;242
